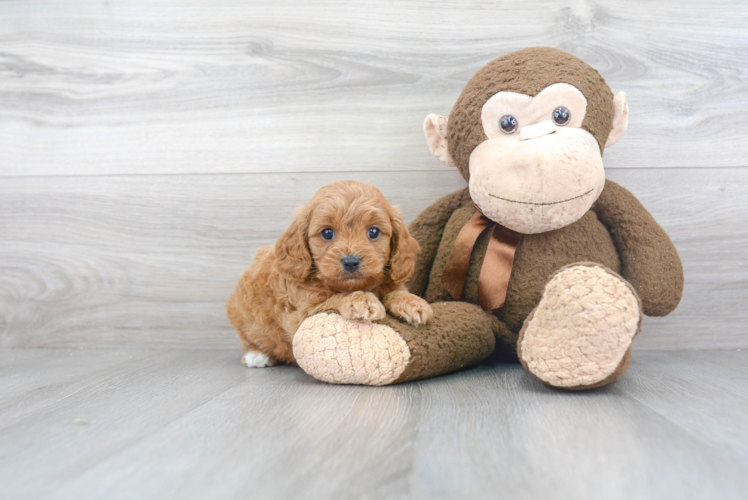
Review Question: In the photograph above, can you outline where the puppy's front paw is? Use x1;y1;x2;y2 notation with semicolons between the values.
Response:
338;291;387;322
242;351;276;368
384;291;434;326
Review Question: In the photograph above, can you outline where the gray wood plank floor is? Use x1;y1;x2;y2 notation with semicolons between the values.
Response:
1;348;746;500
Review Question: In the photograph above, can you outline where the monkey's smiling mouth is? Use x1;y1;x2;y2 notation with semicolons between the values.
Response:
488;188;594;207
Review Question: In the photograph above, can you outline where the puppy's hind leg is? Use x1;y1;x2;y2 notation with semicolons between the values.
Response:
238;324;292;367
227;279;286;368
236;326;280;368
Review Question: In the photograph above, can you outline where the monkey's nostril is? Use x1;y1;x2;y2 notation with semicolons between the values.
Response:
341;255;361;273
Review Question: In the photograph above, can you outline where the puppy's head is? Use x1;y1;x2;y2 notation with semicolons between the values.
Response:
274;180;419;292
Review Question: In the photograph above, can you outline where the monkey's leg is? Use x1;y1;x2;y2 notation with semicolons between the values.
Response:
488;315;521;362
517;263;642;390
292;302;495;386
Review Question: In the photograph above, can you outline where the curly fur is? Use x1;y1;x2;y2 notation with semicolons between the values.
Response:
227;180;433;365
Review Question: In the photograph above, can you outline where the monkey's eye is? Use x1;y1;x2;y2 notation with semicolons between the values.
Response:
552;107;571;126
500;115;518;134
368;227;381;240
321;228;335;241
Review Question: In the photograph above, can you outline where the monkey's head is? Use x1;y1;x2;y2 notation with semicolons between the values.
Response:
424;47;629;234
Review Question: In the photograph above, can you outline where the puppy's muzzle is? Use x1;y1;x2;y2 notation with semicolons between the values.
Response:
341;255;361;273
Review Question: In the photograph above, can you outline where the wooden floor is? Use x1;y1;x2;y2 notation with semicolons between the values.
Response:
1;348;746;500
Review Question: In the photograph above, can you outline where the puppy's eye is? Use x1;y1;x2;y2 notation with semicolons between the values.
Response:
500;115;518;134
368;227;381;240
552;106;570;126
321;228;335;241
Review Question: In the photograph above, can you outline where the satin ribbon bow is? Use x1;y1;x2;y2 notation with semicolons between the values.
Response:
441;209;522;311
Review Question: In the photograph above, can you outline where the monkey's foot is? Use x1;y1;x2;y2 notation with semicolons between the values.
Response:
293;302;495;386
293;312;410;385
518;263;642;390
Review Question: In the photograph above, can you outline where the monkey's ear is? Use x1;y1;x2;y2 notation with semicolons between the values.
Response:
274;207;313;281
605;91;629;148
424;114;455;166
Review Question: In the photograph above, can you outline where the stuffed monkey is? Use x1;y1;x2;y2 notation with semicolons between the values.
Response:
292;47;684;389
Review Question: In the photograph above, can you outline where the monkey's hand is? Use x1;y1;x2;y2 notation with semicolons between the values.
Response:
593;180;684;316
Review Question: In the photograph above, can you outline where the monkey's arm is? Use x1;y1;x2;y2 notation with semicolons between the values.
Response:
407;188;470;297
592;180;684;316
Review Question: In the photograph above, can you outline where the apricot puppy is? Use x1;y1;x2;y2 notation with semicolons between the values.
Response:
226;180;433;367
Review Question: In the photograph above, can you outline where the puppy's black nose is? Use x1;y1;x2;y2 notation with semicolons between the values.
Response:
341;255;361;273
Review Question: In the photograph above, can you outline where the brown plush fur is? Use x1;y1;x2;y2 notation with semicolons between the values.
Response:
387;301;496;384
409;180;683;348
401;49;683;387
394;50;682;389
227;180;432;365
408;179;683;365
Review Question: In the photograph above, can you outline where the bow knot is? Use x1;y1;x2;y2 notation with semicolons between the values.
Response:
442;210;522;311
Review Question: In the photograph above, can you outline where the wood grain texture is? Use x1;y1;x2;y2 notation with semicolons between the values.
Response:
0;348;746;499
1;168;746;349
1;3;746;498
1;0;746;350
0;0;747;176
620;350;748;465
0;348;161;406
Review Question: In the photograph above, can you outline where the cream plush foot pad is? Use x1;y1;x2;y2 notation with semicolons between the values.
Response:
293;312;411;386
519;264;641;388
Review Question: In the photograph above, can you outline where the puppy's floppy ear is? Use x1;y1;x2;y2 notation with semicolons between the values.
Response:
274;206;312;281
387;205;420;284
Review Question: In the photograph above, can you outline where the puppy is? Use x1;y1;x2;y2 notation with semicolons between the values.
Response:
226;180;433;367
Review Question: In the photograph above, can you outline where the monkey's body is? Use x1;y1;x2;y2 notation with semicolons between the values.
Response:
291;47;684;389
415;187;621;355
418;188;620;324
404;180;682;386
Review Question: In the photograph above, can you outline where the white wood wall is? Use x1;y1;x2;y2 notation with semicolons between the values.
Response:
1;0;746;349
